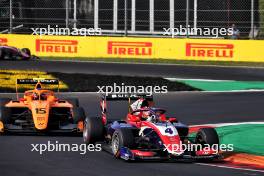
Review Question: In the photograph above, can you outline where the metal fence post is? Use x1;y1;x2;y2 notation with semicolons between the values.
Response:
66;0;69;28
149;0;154;33
186;0;190;37
251;0;255;39
124;0;128;36
131;0;136;33
73;0;77;28
113;0;118;32
194;0;197;29
169;0;174;30
9;0;13;33
94;0;99;29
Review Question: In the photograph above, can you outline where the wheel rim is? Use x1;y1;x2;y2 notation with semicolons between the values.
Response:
112;134;119;155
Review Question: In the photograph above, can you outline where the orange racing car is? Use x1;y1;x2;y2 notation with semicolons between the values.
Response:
0;79;85;134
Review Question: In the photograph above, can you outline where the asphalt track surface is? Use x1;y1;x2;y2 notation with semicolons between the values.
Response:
1;92;264;176
1;60;264;81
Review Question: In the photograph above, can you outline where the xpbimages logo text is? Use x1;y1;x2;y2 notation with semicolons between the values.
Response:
31;141;102;155
31;25;102;36
163;142;234;154
163;25;234;38
97;83;168;96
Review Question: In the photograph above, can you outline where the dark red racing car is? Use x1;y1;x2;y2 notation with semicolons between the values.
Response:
0;46;39;60
83;94;221;161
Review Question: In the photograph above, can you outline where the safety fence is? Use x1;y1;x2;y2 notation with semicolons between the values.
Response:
0;0;263;39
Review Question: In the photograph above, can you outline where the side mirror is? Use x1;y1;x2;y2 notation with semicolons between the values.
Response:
127;114;141;122
19;98;26;101
169;117;178;123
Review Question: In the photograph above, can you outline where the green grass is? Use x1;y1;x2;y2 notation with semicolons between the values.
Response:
216;124;264;156
0;70;198;92
42;57;264;67
176;80;264;91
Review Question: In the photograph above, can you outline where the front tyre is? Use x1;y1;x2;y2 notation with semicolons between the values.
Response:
195;128;219;150
0;48;3;59
111;128;135;157
66;98;79;108
0;98;12;124
83;117;104;144
73;107;85;123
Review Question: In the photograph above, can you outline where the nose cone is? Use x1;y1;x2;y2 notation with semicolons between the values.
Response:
31;101;49;130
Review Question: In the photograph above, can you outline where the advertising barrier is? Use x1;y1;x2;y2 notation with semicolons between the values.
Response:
1;34;264;62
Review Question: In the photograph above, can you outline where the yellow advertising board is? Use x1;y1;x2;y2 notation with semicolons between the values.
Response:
0;34;264;62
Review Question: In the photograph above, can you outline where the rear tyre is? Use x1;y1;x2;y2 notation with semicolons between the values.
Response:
66;98;79;108
111;128;135;157
21;48;31;56
195;128;219;149
0;98;12;124
0;48;3;59
0;107;11;124
0;98;11;106
31;55;40;60
83;116;104;144
73;107;85;123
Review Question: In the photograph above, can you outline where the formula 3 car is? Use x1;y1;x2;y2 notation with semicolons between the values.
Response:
83;94;221;161
0;78;85;134
0;46;39;60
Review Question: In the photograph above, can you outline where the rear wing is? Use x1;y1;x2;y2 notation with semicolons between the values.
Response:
16;79;59;85
100;93;154;124
15;78;60;99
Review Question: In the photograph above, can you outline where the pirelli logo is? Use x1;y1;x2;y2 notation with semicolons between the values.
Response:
108;41;152;56
36;39;78;53
0;38;8;46
186;43;234;58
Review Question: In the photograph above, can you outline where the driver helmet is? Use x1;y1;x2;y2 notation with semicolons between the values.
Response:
142;109;151;120
32;92;39;100
130;98;149;111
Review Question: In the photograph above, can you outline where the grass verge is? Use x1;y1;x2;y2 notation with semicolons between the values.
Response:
0;70;68;92
0;70;199;92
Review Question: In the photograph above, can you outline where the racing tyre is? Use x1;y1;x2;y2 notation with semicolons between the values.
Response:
21;48;31;56
66;98;79;107
31;55;40;60
0;98;12;124
195;128;219;147
0;48;3;59
73;107;85;123
83;116;104;144
0;98;11;106
111;128;136;157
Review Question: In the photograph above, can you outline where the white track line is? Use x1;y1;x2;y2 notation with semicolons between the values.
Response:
165;77;234;82
43;59;264;69
196;163;264;173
